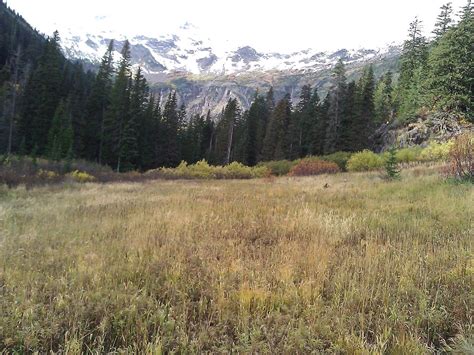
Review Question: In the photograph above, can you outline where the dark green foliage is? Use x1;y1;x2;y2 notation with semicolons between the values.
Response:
425;2;473;119
138;95;160;170
245;92;267;166
385;147;401;180
159;91;180;167
47;100;73;161
324;60;347;154
85;40;114;163
103;40;132;171
261;94;291;161
353;65;376;151
374;71;394;123
19;31;64;154
293;84;312;158
214;98;241;165
432;2;454;39
120;67;147;171
396;18;429;120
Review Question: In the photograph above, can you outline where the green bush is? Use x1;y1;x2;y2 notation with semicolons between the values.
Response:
396;146;423;163
159;160;269;180
218;162;269;179
347;150;384;172
321;152;353;171
258;160;294;176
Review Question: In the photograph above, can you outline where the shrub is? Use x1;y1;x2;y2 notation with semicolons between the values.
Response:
321;152;353;171
159;160;269;180
258;160;294;176
216;162;255;179
396;146;423;164
419;141;453;162
159;160;217;179
217;162;269;179
249;165;270;178
289;159;340;176
68;170;96;183
347;150;384;172
37;169;60;180
446;132;473;182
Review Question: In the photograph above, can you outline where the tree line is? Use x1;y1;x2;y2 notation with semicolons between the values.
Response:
0;0;472;170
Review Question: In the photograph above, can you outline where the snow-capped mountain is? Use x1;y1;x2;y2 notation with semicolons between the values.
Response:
59;23;401;78
58;23;401;116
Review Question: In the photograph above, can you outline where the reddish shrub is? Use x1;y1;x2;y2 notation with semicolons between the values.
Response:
445;132;473;182
289;159;340;176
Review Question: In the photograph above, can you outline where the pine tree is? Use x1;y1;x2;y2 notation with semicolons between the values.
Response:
384;147;400;180
325;59;347;154
433;2;454;39
46;99;73;161
177;103;187;161
201;110;214;161
245;92;266;166
19;31;64;153
120;67;148;171
426;0;473;119
374;71;394;123
354;65;375;151
85;40;114;163
305;87;321;156
3;45;21;155
139;94;159;170
262;94;291;161
159;91;180;167
295;84;313;157
257;87;275;161
339;81;356;152
215;98;240;165
397;18;428;119
67;62;91;159
103;40;132;171
312;92;329;156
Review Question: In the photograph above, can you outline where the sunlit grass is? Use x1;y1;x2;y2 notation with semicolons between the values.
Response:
0;167;472;353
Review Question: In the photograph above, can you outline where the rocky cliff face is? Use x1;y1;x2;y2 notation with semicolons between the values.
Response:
372;112;474;151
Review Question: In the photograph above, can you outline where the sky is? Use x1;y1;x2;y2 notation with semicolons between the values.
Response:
5;0;468;53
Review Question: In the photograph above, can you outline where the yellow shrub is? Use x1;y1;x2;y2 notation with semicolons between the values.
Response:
68;170;96;183
419;141;454;162
159;160;269;179
37;169;59;180
347;150;384;172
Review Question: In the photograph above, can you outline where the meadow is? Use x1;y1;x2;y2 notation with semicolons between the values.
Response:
0;166;472;353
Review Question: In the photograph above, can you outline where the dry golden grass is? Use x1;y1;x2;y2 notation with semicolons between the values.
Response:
0;168;473;353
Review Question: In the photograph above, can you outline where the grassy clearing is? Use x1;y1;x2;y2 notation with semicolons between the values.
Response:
0;167;472;353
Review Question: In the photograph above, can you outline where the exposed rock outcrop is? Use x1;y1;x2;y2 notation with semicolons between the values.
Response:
373;112;474;151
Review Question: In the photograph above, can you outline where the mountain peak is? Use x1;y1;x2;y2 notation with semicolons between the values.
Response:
60;27;401;78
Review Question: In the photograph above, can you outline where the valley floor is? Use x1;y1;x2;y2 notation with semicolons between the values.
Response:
0;167;472;353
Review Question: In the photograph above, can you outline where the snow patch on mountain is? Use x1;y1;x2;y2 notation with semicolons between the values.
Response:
58;23;401;79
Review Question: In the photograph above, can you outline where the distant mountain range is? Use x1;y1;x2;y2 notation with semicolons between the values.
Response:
59;23;401;116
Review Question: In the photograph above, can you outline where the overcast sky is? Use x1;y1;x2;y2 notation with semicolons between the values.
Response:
6;0;468;52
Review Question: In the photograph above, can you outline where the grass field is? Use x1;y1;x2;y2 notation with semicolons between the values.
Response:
0;167;473;353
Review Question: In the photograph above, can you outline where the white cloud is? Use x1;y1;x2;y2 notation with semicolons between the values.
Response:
5;0;468;52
